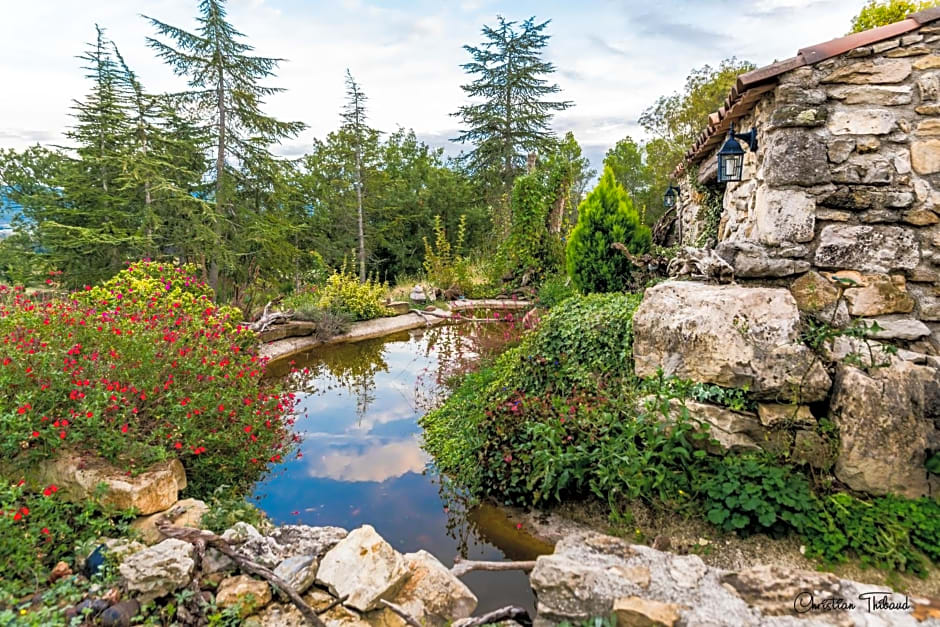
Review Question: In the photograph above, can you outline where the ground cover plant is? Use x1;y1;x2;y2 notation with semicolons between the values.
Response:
421;292;940;578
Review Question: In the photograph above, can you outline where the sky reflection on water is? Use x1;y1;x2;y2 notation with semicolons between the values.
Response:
253;327;544;613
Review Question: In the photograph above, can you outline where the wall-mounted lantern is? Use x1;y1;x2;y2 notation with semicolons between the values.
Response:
663;185;681;210
717;124;758;183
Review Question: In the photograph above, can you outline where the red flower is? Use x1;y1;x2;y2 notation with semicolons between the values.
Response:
174;442;182;449
43;484;58;496
31;431;39;438
120;424;128;434
41;527;50;535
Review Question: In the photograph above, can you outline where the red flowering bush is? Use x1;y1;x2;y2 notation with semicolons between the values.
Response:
0;261;296;497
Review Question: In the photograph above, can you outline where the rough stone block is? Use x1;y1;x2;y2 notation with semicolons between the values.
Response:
821;59;911;84
814;225;919;273
633;282;831;402
828;84;912;105
828;109;896;135
754;188;815;245
762;130;830;186
912;139;940;174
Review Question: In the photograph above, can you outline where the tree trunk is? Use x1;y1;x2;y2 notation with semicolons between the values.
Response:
356;147;366;283
210;67;226;292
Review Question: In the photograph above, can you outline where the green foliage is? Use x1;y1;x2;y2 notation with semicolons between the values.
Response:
850;0;939;32
421;293;646;499
423;215;471;292
566;167;652;293
0;480;135;599
200;486;268;535
802;494;940;576
638;58;755;217
505;172;556;282
0;262;295;498
702;455;819;536
644;375;756;412
317;267;388;321
536;273;577;308
603;136;659;226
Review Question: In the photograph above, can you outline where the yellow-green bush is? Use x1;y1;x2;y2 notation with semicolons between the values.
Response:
318;270;388;321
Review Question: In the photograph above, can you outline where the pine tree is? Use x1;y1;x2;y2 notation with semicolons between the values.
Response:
453;16;572;199
46;25;145;283
341;70;372;283
565;167;651;294
145;0;305;289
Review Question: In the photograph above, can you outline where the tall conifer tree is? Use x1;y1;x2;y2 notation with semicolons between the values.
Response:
144;0;305;289
453;16;572;213
341;70;372;282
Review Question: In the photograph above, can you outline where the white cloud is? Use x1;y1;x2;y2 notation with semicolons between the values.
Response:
0;0;863;171
306;437;429;482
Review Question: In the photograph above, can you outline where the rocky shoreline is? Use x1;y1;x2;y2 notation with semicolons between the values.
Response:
45;510;940;626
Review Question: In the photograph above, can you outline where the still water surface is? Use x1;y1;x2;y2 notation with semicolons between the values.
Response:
253;325;550;613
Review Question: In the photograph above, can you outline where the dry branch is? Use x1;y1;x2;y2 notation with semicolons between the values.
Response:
453;605;533;627
450;556;537;578
246;300;294;333
379;600;423;627
155;519;326;627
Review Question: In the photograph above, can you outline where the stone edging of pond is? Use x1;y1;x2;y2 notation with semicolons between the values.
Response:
258;300;533;367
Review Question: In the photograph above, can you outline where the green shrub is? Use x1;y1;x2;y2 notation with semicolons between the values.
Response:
421;292;650;501
536;273;577;308
566;167;651;293
0;262;295;498
423;215;472;292
801;493;940;576
200;485;269;535
850;0;939;33
317;268;388;321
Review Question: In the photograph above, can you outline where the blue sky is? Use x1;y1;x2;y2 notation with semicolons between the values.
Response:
0;0;864;170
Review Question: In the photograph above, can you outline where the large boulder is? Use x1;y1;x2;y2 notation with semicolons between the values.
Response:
118;538;194;602
316;525;410;612
35;453;185;515
829;361;939;497
384;550;477;625
632;282;831;402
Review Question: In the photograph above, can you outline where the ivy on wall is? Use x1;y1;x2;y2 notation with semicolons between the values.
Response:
686;165;724;248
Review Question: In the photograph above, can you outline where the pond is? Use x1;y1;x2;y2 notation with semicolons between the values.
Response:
253;322;550;614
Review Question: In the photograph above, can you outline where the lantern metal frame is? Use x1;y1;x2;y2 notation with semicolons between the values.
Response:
663;185;681;210
717;124;758;183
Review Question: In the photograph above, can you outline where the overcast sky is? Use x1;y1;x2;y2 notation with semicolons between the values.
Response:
0;0;864;170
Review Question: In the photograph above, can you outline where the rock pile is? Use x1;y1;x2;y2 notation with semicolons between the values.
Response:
91;520;478;626
530;531;937;626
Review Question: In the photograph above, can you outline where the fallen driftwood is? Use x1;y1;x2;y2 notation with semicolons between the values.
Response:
450;556;538;578
155;519;325;627
453;605;533;627
247;301;294;333
380;600;423;627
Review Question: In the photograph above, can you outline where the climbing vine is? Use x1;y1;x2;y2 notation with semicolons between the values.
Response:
686;165;723;248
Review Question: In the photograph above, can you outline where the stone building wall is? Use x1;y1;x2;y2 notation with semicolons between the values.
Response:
676;22;940;353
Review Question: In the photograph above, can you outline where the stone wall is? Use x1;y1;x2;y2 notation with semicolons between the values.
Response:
676;22;940;353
